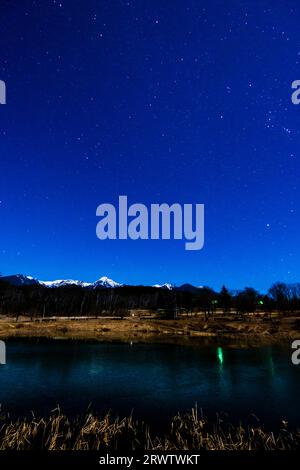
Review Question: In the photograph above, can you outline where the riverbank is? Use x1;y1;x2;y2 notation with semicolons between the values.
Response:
0;407;299;450
0;314;299;346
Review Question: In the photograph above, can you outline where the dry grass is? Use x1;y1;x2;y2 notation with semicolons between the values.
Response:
0;408;299;450
0;315;299;346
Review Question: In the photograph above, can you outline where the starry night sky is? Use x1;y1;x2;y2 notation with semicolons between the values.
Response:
0;0;299;291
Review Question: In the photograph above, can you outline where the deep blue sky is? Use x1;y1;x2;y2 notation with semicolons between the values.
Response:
0;0;299;291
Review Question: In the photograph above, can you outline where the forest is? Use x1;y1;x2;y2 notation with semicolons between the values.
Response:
0;278;300;320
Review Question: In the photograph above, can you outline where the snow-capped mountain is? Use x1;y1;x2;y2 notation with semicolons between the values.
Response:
1;274;202;292
0;274;122;289
0;274;40;286
92;276;122;288
41;276;122;289
40;279;92;288
152;283;173;290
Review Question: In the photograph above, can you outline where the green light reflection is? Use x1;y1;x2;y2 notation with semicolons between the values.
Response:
217;347;224;365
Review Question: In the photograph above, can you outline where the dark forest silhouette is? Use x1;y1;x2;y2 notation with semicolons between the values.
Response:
0;278;300;320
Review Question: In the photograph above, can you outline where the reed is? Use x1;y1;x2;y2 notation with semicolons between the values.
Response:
0;408;299;450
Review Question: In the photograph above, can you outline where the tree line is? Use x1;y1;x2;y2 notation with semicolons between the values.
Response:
0;279;299;320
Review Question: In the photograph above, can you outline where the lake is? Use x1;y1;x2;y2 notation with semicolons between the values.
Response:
0;340;299;429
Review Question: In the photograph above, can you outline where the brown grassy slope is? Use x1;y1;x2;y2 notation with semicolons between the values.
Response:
0;315;299;345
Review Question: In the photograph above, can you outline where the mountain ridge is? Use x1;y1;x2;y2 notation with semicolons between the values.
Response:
0;274;204;291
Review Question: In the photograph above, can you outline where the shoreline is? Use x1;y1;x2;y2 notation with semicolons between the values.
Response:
0;315;299;347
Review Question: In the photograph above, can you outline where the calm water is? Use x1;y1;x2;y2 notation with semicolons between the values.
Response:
0;340;299;429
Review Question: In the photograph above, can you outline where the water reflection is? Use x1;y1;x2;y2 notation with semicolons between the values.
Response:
217;347;224;366
0;340;299;430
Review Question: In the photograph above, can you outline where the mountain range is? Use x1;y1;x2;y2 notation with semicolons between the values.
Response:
0;274;121;289
0;274;204;292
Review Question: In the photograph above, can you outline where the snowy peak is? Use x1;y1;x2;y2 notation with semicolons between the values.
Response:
0;274;40;286
92;276;122;288
40;279;92;288
41;276;122;289
1;275;202;292
153;283;173;290
0;274;122;289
